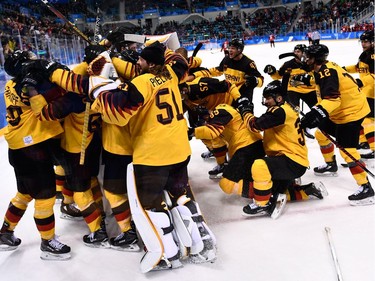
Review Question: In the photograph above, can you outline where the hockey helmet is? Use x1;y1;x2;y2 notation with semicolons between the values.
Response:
305;44;329;64
262;80;285;105
294;44;307;52
4;50;36;77
229;38;244;51
360;30;374;42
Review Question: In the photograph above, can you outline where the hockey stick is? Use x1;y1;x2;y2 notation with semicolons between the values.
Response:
41;0;93;44
192;42;203;57
325;227;344;281
79;6;101;165
279;52;297;59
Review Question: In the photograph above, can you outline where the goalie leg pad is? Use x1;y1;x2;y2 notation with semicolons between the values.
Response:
177;197;217;263
146;211;180;261
174;205;202;254
127;163;164;273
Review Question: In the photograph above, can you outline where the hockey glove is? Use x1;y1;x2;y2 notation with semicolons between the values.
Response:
120;49;139;64
300;105;328;129
24;59;69;79
21;72;44;89
263;64;276;75
244;75;259;88
236;96;254;117
196;105;210;119
290;73;312;87
84;45;107;64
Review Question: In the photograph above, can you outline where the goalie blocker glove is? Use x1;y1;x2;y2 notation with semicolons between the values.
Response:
300;105;328;129
263;64;276;75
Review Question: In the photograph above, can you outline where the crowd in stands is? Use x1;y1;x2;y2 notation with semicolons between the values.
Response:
154;13;244;43
243;5;299;36
293;0;373;34
0;0;373;59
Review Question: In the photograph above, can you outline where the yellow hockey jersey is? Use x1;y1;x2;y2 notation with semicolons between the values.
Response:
194;104;262;158
243;102;309;167
270;58;316;94
345;48;374;99
314;61;370;124
209;54;264;89
4;80;63;149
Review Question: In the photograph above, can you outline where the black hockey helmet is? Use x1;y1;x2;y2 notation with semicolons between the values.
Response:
262;80;285;105
4;50;35;77
294;44;307;52
360;30;374;42
229;38;244;51
305;44;329;64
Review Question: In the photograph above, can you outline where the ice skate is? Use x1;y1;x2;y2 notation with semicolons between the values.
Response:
0;231;21;251
242;201;271;217
109;228;140;252
152;253;183;271
269;193;287;219
313;157;338;177
360;151;374;160
348;182;375;206
303;182;328;199
357;142;370;150
208;163;226;179
83;227;110;248
60;202;83;221
55;191;63;204
40;237;71;260
243;193;286;219
201;150;214;160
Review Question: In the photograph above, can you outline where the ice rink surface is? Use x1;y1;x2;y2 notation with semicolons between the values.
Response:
0;39;374;281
